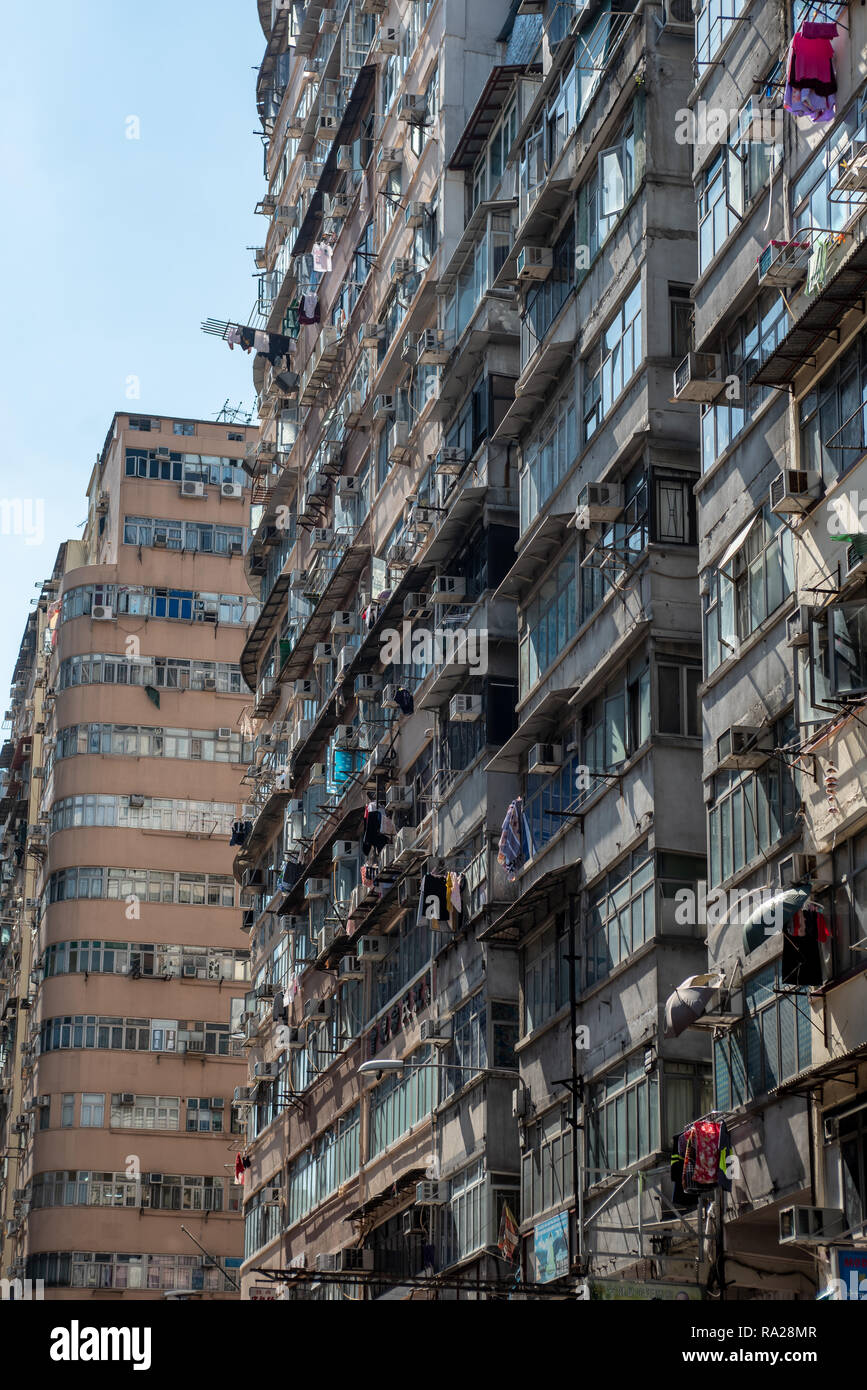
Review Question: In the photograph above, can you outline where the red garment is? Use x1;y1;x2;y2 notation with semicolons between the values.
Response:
684;1121;721;1186
234;1152;246;1185
788;31;836;94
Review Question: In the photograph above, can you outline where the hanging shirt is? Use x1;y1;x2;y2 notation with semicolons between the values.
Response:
299;292;320;324
226;325;242;349
254;330;270;353
498;800;525;879
417;873;448;925
312;241;333;273
395;687;414;715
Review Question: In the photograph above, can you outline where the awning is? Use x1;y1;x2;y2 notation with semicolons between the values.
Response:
750;227;867;389
241;572;291;691
771;1038;867;1097
449;65;533;171
492;511;573;600
344;1167;427;1222
486;684;579;770
479;862;579;943
716;512;759;576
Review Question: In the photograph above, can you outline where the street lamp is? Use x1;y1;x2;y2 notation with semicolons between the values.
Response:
357;1059;488;1079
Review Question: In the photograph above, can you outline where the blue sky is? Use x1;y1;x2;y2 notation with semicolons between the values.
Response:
0;0;265;692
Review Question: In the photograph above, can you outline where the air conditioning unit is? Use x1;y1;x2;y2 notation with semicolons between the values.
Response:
317;925;337;956
435;446;466;477
334;725;358;749
516;245;553;281
313;643;334;666
375;23;400;52
153;531;168;548
309;761;328;784
304;995;332;1022
355;673;382;696
261;1186;283;1205
397;93;427;123
449;693;482;723
310;528;334;550
386;784;413;810
293;679;315;700
512;1085;531;1119
332;839;359;862
779;1205;844;1246
181;480;206;498
777;852;817;889
398;876;420;909
221;481;244;499
317;114;339;139
769;469;822;516
315;1253;340;1272
573;483;624;530
323;192;349;219
716;725;772;771
405;201;428;229
254;1061;278;1079
381;683;399;709
786;605;812;648
91;604;115;621
357;934;385;960
338;953;364;980
416;327;448;365
757;239;810;288
845;535;867;581
387;541;412;567
392;257;415;278
394;827;418;860
419;1020;451;1047
377;146;402;173
301;161;324;189
528;743;563;775
305;878;330;900
331;610;355;634
673;351;725;403
403;591;430;620
374;394;395;422
275;203;298;226
283;1026;305;1049
360;322;385;348
337;475;362;498
429;575;468;604
96;491;110;513
415;1179;448;1205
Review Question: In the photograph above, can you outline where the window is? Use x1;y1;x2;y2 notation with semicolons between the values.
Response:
523;921;573;1034
580;468;649;625
701;293;787;471
444;993;487;1096
585;847;655;987
173;421;195;436
519;554;578;697
244;1183;284;1259
46;867;236;908
441;1159;497;1267
586;1051;660;1181
80;1093;105;1127
28;1251;237;1292
698;149;742;273
58;652;243;694
54;722;250;764
664;1063;714;1145
368;1048;434;1159
128;417;155;432
285;1105;360;1227
703;509;794;674
522;219;576;364
792;90;867;241
652;471;697;546
39;1099;50;1130
669;284;692;360
582;280;642;441
657;661;701;736
695;0;749;78
577;118;636;265
837;1103;867;1235
110;1095;181;1130
61;1094;75;1128
714;962;811;1107
186;1098;225;1133
708;715;797;887
579;656;651;781
521;1106;574;1222
519;385;578;532
470;97;517;209
799;322;867;484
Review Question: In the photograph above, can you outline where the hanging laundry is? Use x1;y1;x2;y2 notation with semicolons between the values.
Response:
312;240;334;273
782;905;828;987
226;325;242;349
265;331;296;363
234;1153;247;1185
299;292;320;325
784;21;837;125
239;326;256;353
498;798;529;880
681;1118;731;1191
670;1134;700;1209
272;989;288;1025
395;687;414;715
230;819;252;846
417;872;448;925
254;330;270;353
362;805;390;854
498;1203;520;1262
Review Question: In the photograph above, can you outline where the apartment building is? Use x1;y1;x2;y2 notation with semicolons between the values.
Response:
684;0;867;1297
230;0;720;1301
0;411;258;1299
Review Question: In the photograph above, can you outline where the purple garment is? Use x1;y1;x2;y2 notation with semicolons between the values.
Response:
784;83;836;124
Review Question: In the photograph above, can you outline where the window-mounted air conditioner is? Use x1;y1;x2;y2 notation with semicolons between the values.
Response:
387;541;412;567
512;1085;531;1119
430;575;468;603
392;257;415;278
275;203;298;226
405;201;429;229
415;1179;448;1204
377;146;402;173
337;475;361;498
355;673;382;696
313;642;333;666
152;531;168;548
403;591;430;620
375;24;400;53
331;610;355;635
517;245;553;282
300;161;324;189
334;725;358;749
786;605;813;648
449;693;482;723
317;925;337;956
398;93;427;123
386;784;413;810
573;483;624;531
181;480;206;499
389;419;411;461
673;352;725;403
261;1186;283;1205
417;328;448;365
360;322;385;348
769;469;822;516
305;877;330;900
304;995;332;1022
779;1205;844;1246
757;239;810;289
332;839;359;863
374;396;395;424
309;761;327;784
338;953;364;980
357;934;385;960
381;683;399;709
401;332;418;365
528;743;563;774
254;1061;278;1079
777;852;817;889
435;446;465;476
716;724;772;771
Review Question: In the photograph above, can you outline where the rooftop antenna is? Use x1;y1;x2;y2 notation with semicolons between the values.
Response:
215;399;254;425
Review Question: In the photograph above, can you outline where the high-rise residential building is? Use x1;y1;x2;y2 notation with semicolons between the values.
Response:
683;0;867;1298
231;0;716;1302
0;411;258;1300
